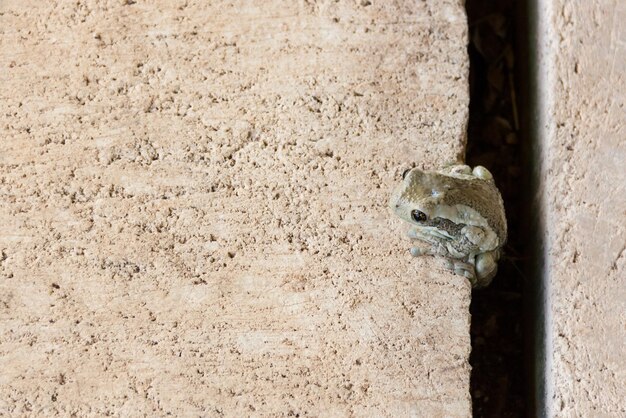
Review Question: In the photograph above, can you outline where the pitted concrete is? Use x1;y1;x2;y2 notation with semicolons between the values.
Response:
540;1;626;416
0;1;471;415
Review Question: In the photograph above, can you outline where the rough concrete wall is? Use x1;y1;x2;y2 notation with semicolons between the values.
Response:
0;0;471;416
547;1;626;416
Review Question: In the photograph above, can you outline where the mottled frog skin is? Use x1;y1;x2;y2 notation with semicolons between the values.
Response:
389;165;507;287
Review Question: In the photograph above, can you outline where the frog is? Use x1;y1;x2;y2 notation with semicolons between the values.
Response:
389;164;507;287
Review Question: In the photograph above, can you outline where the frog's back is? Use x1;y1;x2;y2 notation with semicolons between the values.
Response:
438;174;508;244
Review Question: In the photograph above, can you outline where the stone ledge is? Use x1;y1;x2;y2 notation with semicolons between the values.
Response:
0;1;470;415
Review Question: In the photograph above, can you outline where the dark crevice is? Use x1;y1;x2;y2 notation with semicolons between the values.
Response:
517;0;549;415
465;0;527;417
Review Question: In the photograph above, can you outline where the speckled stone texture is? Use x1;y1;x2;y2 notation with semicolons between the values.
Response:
545;1;626;416
0;1;470;415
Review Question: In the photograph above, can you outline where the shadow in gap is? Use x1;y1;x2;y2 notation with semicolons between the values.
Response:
464;0;527;416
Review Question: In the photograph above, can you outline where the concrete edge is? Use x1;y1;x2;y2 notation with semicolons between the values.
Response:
522;0;555;416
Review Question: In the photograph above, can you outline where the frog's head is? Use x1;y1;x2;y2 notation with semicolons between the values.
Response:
389;168;447;226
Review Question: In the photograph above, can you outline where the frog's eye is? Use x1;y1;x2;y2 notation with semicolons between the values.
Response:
402;168;412;180
411;210;427;222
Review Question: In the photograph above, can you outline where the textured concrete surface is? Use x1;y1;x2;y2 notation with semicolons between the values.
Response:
0;0;471;416
543;1;626;416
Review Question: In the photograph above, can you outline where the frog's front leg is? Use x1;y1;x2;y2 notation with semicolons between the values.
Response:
407;228;435;245
461;225;486;245
461;225;500;255
407;228;450;257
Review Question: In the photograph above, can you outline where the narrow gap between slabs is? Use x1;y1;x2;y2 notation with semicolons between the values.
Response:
463;0;535;416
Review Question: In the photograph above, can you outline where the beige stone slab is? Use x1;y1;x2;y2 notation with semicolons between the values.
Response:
544;1;626;416
0;1;470;416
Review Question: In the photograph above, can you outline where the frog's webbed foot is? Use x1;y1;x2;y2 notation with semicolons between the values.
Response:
445;259;477;284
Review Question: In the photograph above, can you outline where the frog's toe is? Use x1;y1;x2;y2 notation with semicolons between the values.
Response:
439;164;472;178
410;247;427;257
450;164;472;175
472;165;494;181
455;263;475;278
448;259;476;282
